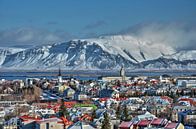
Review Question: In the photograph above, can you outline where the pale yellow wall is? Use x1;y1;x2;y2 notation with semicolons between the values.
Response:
58;85;69;93
3;125;17;129
38;122;64;129
177;123;184;129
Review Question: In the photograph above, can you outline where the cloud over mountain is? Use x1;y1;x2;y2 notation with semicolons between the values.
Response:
0;22;196;51
0;27;72;47
120;22;196;51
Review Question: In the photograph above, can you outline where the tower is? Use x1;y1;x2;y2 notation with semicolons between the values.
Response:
58;67;63;83
120;65;126;82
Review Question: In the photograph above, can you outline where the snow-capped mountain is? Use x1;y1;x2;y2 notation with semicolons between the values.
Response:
163;50;196;61
140;50;196;70
0;47;25;65
84;35;175;63
141;57;196;70
0;35;195;70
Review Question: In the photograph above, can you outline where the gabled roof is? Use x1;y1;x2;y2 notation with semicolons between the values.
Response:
99;97;109;102
20;115;41;121
161;96;173;103
165;122;178;129
36;117;62;124
68;121;95;129
179;98;195;106
119;121;133;128
132;112;156;121
99;89;115;98
151;118;167;125
137;119;151;127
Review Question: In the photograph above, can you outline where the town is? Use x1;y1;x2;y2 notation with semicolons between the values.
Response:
0;67;195;129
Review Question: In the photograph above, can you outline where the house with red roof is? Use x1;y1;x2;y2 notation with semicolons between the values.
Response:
118;118;185;129
137;119;152;128
19;115;68;129
150;118;168;127
19;115;41;129
119;121;134;129
178;98;196;106
160;96;173;104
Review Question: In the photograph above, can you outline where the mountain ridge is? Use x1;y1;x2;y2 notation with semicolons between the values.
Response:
0;35;195;70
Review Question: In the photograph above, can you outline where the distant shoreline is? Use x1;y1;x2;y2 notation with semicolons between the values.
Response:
0;68;196;72
0;69;196;81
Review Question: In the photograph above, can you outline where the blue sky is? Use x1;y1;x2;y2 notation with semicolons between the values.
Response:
0;0;196;47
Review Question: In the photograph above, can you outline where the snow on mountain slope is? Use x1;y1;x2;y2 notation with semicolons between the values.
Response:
0;47;25;65
163;50;196;61
1;40;137;70
0;47;25;54
141;57;196;69
83;35;175;63
140;50;196;69
0;35;195;70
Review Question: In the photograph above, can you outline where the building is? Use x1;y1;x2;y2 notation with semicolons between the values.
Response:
150;118;168;127
68;121;95;129
100;66;129;82
63;88;76;99
74;92;88;101
25;78;39;87
119;121;134;129
18;115;65;129
176;77;196;88
178;110;196;127
164;122;184;129
35;117;64;129
101;76;130;82
120;65;126;82
99;89;119;98
3;117;18;129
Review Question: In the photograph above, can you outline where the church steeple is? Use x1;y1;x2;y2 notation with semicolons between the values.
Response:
120;65;126;82
58;67;62;83
58;67;62;76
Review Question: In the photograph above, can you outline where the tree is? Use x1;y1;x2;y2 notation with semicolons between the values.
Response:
4;113;16;121
176;90;179;97
116;104;121;119
91;109;96;121
22;86;42;102
116;80;121;87
190;89;195;97
34;86;42;102
101;112;111;129
0;124;3;129
169;91;175;99
59;100;69;119
180;89;184;96
123;105;129;121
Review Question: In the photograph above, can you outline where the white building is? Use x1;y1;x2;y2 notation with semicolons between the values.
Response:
176;77;196;88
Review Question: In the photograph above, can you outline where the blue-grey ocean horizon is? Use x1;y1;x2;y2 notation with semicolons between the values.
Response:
0;70;196;81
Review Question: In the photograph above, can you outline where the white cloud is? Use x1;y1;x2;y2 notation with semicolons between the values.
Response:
0;27;72;47
121;22;196;51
